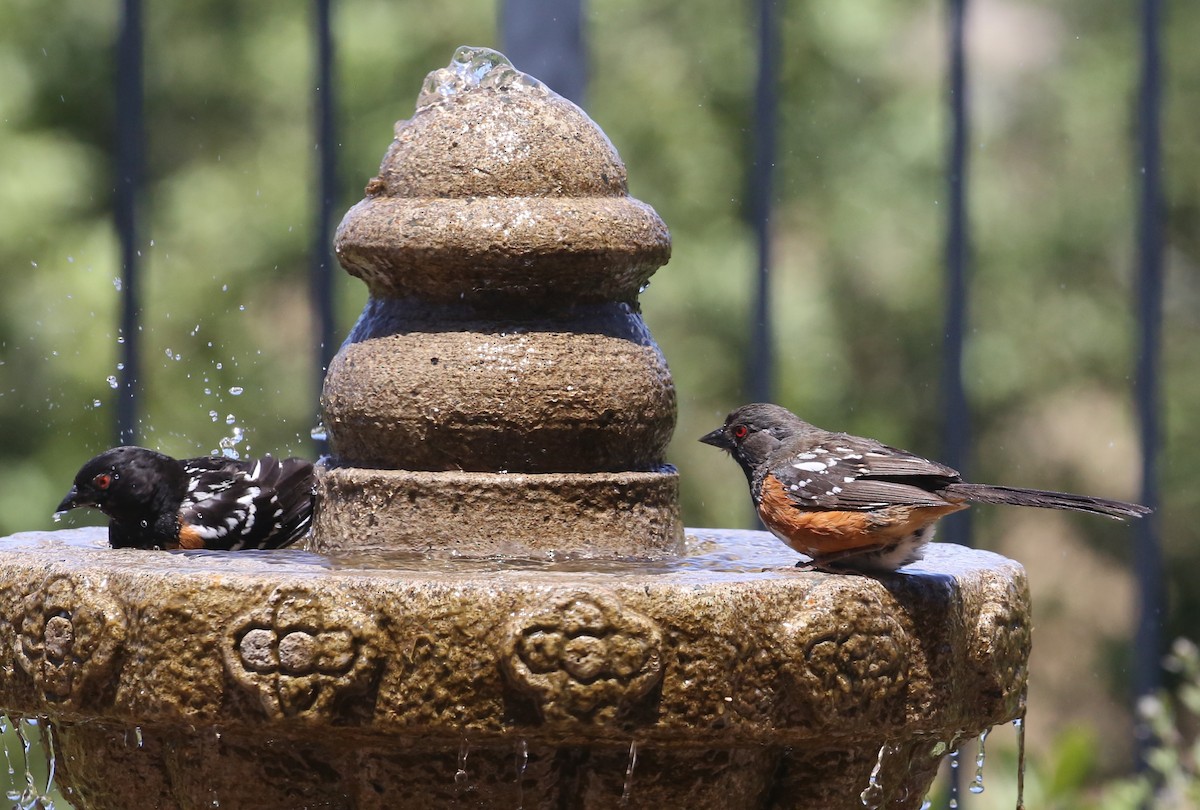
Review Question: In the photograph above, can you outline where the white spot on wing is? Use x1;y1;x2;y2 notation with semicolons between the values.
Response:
793;461;828;472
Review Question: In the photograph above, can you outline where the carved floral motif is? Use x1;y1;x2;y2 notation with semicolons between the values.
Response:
223;586;379;720
501;590;662;722
13;574;127;706
781;583;909;722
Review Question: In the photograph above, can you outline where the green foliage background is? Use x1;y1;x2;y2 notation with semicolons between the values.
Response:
0;0;1197;799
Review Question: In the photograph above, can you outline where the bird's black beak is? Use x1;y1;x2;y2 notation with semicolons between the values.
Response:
699;427;732;450
55;487;81;514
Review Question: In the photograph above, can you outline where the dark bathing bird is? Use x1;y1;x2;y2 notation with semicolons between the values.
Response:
701;403;1150;573
56;446;315;551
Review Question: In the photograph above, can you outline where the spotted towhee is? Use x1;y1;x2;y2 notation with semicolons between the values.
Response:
701;403;1150;573
56;446;315;551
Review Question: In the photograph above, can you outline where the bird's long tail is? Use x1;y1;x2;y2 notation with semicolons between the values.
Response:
943;483;1150;519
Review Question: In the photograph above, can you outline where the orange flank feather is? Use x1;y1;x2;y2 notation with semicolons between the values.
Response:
758;476;966;558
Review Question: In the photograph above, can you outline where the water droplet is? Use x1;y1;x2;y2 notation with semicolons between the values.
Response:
116;362;125;370
228;386;243;396
310;422;328;441
106;375;119;389
209;411;219;422
112;277;122;291
92;399;102;408
52;512;63;524
135;726;144;748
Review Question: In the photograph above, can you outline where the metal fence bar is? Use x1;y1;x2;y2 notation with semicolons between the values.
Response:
1133;0;1165;772
500;0;588;106
311;0;338;453
942;2;972;803
747;0;779;405
940;0;972;552
115;0;144;446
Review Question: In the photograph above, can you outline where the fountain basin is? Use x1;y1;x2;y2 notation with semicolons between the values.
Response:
0;527;1029;809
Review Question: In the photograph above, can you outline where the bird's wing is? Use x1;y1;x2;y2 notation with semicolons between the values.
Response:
764;435;961;511
179;455;314;550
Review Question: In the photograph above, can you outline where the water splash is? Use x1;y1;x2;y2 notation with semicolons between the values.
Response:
969;727;990;794
218;427;245;460
417;46;548;111
859;742;892;808
620;740;639;805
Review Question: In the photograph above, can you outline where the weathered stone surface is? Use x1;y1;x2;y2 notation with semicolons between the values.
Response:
336;196;670;305
0;528;1030;808
321;302;675;473
313;466;683;557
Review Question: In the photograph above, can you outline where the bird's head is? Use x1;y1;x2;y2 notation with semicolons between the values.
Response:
57;446;184;523
699;403;813;473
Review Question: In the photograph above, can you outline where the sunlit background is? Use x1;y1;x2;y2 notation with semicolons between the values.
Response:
1;0;1198;806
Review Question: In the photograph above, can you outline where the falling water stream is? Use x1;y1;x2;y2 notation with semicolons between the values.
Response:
620;740;639;805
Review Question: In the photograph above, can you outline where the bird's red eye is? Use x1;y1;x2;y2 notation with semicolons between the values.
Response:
93;473;112;490
732;425;749;440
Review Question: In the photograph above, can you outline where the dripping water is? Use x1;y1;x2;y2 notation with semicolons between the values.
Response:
515;739;528;809
1014;712;1027;810
620;740;639;805
947;746;959;809
1;715;17;789
969;727;990;794
859;741;891;808
454;739;470;788
38;721;56;801
15;717;38;807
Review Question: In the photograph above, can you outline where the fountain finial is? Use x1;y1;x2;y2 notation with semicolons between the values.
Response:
315;46;681;558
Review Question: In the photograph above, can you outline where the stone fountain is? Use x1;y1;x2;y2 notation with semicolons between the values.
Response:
0;48;1030;809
